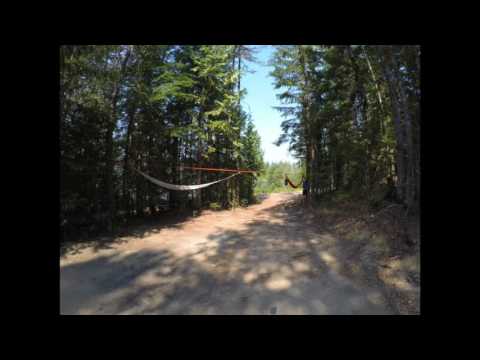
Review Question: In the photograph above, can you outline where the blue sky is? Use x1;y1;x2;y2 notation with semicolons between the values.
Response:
241;45;294;164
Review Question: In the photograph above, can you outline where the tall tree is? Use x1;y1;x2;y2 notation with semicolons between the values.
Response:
270;45;420;211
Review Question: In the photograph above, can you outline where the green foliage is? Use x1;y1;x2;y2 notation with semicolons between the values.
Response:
255;162;303;195
269;45;420;207
61;45;263;240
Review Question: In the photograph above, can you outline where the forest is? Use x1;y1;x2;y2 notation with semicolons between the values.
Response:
270;45;420;210
60;44;421;315
61;45;420;242
61;45;264;240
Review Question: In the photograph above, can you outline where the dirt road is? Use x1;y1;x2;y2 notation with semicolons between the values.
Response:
61;193;409;315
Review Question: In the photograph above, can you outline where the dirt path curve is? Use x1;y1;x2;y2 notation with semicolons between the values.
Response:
61;193;392;315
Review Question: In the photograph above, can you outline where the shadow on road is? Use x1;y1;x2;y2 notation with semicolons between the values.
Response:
61;194;418;314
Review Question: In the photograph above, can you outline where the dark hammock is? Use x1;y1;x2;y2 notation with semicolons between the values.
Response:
285;175;303;189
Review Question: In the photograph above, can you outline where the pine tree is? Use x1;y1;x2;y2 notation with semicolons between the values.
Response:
60;45;265;240
270;45;420;210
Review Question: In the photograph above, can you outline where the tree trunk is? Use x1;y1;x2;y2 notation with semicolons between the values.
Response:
178;148;186;211
194;111;204;210
363;46;386;136
363;47;385;112
379;46;407;204
123;105;135;216
390;47;416;210
105;113;116;230
298;46;313;202
147;134;156;215
169;137;179;210
105;47;131;232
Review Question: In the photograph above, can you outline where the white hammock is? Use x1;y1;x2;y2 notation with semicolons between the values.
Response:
135;169;240;191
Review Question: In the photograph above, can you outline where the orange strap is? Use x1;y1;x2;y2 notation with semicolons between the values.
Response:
178;165;257;174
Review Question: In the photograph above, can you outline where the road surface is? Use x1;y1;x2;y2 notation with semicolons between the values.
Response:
60;193;394;315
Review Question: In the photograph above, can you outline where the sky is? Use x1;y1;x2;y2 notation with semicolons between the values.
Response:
241;45;294;164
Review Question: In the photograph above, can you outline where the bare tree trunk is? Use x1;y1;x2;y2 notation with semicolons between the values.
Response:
363;47;385;112
105;47;131;232
169;137;179;210
105;115;116;230
234;52;242;207
147;134;156;215
178;146;186;211
194;111;203;210
123;106;135;216
346;45;371;195
363;46;387;136
390;47;416;210
298;46;313;203
378;46;407;204
305;142;312;202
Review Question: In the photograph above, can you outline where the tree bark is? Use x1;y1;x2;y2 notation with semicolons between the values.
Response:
194;110;204;210
298;46;313;202
147;134;156;215
390;47;416;210
123;105;135;216
363;47;385;112
378;46;407;204
105;47;131;232
169;136;179;210
363;47;386;136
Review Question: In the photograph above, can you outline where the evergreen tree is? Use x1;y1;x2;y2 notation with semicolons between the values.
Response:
270;45;420;210
60;45;265;240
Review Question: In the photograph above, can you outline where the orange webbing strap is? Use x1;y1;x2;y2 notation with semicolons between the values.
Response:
178;165;257;174
285;175;303;189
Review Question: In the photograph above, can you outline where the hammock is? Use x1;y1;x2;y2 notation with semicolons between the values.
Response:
135;168;240;191
285;175;303;189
